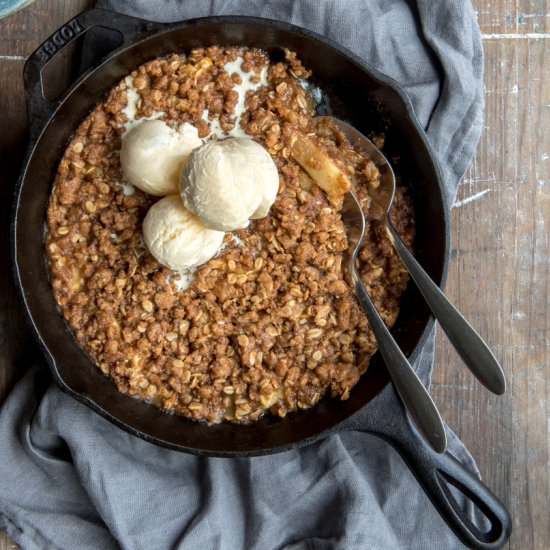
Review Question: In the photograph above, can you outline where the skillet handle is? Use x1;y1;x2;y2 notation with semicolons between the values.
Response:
23;8;159;140
349;410;512;549
395;436;511;549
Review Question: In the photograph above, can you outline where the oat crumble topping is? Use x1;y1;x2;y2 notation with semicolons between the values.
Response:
45;46;414;423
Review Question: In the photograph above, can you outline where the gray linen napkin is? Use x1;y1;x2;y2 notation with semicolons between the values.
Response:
0;1;484;548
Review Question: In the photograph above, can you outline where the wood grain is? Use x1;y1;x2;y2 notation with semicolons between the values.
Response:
432;1;550;549
0;57;29;404
0;1;548;549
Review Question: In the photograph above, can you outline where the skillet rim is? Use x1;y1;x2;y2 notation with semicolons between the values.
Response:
11;12;450;457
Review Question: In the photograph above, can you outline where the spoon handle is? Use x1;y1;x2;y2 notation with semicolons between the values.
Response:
386;224;506;395
350;265;447;453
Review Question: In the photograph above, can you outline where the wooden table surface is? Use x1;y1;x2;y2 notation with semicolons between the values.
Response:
0;1;548;548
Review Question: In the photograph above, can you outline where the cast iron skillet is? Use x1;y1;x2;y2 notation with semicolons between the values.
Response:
12;9;511;549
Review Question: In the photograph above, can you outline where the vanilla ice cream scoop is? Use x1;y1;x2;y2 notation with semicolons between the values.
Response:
143;195;224;271
179;137;279;231
121;120;202;196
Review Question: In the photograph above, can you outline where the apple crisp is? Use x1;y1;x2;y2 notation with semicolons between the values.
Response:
45;46;414;423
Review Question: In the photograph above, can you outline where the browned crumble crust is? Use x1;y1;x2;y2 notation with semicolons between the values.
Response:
45;46;414;423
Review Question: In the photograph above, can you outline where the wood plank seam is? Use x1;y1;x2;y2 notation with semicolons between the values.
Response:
481;32;550;38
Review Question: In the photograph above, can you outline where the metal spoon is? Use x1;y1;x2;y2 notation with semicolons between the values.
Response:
331;116;506;396
342;190;447;453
